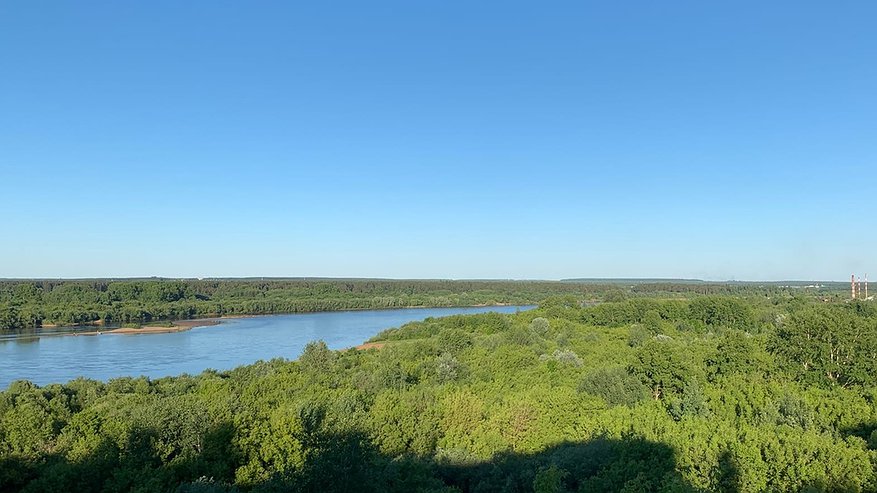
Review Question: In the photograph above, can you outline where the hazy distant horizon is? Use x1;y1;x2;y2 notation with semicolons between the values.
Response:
0;275;859;284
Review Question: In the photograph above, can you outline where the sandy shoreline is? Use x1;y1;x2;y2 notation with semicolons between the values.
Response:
69;319;221;336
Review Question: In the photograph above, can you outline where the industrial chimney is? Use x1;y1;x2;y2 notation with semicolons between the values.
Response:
852;274;857;299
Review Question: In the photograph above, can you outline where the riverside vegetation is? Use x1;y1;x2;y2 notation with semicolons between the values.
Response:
2;290;877;491
0;278;845;334
0;279;589;333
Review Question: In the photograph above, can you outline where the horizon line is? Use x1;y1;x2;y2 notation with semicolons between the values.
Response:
0;276;857;284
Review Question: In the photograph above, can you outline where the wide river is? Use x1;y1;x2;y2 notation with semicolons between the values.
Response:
0;305;531;389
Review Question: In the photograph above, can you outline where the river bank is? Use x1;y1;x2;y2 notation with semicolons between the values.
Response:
2;301;529;339
50;303;526;337
1;303;533;342
68;319;222;336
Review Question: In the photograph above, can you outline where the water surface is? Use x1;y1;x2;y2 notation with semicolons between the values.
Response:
0;305;530;389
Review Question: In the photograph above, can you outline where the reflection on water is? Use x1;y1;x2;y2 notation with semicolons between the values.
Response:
0;324;127;341
0;335;40;344
0;305;532;389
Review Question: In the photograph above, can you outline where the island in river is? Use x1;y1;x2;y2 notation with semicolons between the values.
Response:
68;319;221;336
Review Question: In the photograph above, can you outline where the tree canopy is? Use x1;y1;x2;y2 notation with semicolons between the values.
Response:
2;291;875;492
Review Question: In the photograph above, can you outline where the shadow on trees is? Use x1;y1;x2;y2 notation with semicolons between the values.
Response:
1;422;239;493
0;425;726;493
841;422;877;451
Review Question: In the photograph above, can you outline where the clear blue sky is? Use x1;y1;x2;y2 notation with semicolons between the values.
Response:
1;1;874;280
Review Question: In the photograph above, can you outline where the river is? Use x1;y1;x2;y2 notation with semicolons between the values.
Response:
0;305;532;389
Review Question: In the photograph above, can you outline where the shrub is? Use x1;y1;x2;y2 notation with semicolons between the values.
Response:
579;367;648;407
529;317;550;336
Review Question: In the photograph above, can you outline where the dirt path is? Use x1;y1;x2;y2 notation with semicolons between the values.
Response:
353;341;387;351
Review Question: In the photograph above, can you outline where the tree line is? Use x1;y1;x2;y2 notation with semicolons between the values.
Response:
0;279;589;333
1;278;843;334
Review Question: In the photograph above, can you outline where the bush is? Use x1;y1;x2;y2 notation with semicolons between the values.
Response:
435;353;466;383
667;380;709;420
299;340;335;372
579;367;648;407
628;325;650;347
643;309;662;334
437;328;473;354
529;317;550;336
603;290;628;303
540;349;583;368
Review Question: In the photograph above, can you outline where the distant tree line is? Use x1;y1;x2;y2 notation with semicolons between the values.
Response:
1;278;839;334
0;279;587;333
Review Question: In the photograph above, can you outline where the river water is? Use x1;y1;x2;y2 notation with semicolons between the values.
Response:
0;305;531;389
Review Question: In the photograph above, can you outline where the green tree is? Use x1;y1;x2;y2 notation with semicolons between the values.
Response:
773;306;877;387
629;339;695;400
579;367;648;407
299;340;336;373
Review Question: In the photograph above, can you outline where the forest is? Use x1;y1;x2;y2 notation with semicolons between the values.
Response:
0;279;581;333
0;278;828;334
2;290;876;492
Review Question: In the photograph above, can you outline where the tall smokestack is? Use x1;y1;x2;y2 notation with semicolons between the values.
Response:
852;274;857;299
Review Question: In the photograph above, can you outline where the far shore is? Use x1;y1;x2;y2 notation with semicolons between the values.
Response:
213;302;524;319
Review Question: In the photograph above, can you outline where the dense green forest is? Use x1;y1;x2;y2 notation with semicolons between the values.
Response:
2;292;876;492
0;279;577;333
0;278;842;334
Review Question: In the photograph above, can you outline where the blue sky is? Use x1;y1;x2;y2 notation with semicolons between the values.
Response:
1;1;874;280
